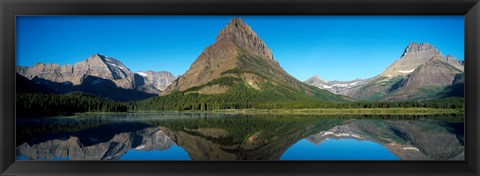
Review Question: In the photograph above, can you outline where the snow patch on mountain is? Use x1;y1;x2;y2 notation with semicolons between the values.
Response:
398;69;415;74
108;63;123;69
318;81;360;89
137;72;148;77
321;131;364;140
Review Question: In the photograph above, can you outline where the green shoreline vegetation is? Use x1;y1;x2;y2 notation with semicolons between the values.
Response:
72;107;463;117
16;93;464;117
210;108;463;115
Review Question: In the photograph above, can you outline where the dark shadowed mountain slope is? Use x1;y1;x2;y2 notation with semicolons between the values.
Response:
16;73;55;94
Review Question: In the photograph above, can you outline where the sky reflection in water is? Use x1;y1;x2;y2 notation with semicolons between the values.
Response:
280;138;400;160
16;113;464;161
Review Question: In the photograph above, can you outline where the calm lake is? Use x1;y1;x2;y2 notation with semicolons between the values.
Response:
16;113;464;160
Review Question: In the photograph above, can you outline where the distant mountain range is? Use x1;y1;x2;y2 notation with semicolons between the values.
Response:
17;18;463;103
305;75;369;95
17;54;176;101
305;42;464;101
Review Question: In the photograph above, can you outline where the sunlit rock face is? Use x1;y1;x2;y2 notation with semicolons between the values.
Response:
16;54;162;101
17;54;134;88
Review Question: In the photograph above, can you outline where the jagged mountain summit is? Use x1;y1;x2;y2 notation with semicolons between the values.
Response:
162;17;348;102
381;42;463;78
18;54;133;88
16;54;166;101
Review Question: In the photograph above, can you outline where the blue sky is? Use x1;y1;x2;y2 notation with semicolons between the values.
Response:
16;16;464;81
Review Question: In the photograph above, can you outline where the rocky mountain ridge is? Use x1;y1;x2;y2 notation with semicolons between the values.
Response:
381;42;463;78
17;54;175;101
306;42;464;101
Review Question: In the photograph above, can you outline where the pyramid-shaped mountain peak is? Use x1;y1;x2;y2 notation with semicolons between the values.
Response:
216;17;274;60
86;53;110;63
162;17;348;103
162;17;285;94
229;17;246;27
85;54;126;69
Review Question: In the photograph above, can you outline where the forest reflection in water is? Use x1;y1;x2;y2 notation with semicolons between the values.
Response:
16;113;464;160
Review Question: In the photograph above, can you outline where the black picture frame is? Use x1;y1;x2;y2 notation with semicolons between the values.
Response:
1;0;479;175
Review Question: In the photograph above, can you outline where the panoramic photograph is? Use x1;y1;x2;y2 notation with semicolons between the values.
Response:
15;16;464;160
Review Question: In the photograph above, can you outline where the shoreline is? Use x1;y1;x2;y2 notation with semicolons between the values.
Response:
120;107;464;115
210;108;463;115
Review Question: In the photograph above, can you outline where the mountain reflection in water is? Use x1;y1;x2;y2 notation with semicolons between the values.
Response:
16;113;464;160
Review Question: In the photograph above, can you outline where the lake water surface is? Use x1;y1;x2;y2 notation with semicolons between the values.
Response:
16;113;464;160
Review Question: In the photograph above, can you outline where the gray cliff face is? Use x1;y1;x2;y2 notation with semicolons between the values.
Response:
137;71;176;91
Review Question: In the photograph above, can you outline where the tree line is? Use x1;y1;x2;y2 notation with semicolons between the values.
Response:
17;92;128;117
17;88;464;117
